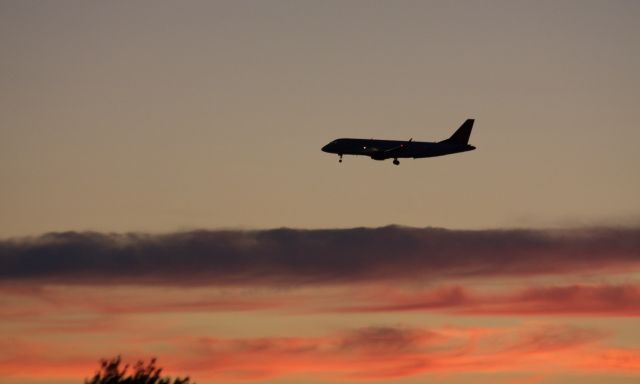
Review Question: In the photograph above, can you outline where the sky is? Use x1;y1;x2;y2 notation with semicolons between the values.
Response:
0;1;639;384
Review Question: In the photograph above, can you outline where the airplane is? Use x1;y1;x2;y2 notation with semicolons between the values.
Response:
321;119;476;165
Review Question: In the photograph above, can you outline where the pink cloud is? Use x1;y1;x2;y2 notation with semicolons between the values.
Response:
1;324;637;382
334;284;640;317
123;325;637;380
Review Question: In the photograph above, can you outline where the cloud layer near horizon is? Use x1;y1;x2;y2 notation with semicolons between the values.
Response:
2;226;640;383
1;226;639;285
332;284;640;316
2;323;639;381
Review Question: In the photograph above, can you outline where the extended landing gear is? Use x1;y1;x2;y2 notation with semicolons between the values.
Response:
393;158;400;166
338;154;343;163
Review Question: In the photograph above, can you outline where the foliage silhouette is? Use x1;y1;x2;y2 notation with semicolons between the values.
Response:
84;356;194;384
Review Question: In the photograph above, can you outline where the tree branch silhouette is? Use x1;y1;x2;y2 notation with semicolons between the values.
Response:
84;356;193;384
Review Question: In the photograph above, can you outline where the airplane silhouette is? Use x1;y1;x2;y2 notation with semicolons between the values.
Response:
321;119;476;165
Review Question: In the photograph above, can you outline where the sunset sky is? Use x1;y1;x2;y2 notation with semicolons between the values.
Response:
1;1;639;384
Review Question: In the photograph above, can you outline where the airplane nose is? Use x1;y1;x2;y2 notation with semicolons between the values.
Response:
321;144;330;152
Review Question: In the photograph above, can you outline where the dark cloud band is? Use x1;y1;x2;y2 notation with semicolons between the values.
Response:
1;226;638;285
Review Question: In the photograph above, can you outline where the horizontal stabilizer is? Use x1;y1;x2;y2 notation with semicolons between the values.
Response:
441;119;474;145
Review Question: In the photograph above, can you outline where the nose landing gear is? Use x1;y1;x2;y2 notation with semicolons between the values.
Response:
338;154;343;163
393;158;400;166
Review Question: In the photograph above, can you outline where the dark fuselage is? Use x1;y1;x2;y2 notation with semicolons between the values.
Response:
321;138;475;160
322;119;476;165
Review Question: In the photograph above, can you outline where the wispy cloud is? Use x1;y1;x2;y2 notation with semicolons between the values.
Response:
3;324;636;381
1;227;638;286
3;282;639;324
334;284;640;317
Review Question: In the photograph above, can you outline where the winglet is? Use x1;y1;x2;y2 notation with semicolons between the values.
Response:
440;119;474;145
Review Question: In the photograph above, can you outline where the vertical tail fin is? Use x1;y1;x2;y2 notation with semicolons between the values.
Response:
440;119;474;145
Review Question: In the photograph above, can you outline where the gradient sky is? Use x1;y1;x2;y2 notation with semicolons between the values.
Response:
1;1;639;384
1;0;639;236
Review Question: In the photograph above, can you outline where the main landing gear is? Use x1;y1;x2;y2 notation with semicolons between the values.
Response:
393;158;400;166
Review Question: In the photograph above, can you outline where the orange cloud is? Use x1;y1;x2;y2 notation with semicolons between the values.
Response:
334;284;640;317
1;324;637;382
115;325;622;381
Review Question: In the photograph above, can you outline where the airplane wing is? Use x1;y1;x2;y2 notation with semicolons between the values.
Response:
383;139;412;156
